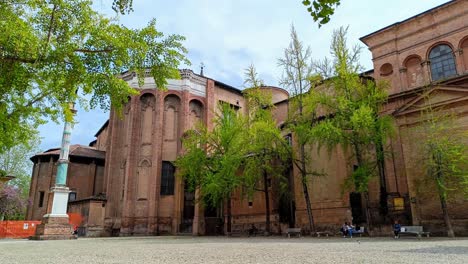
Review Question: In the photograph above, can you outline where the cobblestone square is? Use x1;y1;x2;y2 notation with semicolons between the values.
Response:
1;236;467;264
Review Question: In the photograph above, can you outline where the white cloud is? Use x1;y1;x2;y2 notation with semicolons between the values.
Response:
39;0;450;150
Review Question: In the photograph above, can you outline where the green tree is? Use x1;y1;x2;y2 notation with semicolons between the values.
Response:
112;0;134;14
0;136;40;220
242;65;290;235
311;27;393;229
413;102;468;237
278;25;319;233
176;104;246;234
0;0;189;154
301;0;341;26
0;136;40;200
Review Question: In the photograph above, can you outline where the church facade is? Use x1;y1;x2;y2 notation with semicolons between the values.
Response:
27;0;468;236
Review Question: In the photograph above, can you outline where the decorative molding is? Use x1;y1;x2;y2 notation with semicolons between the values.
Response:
138;159;152;167
123;69;207;97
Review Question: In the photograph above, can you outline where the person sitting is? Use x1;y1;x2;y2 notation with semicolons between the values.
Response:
340;222;348;237
393;220;401;239
248;224;258;237
346;222;355;238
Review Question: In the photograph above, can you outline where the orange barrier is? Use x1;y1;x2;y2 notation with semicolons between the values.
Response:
68;213;83;227
0;221;42;239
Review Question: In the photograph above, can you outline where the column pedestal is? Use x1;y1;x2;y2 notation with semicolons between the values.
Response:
30;186;76;240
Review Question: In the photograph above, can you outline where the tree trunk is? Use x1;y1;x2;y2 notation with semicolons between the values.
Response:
263;169;271;235
301;143;315;234
434;154;455;238
375;140;388;218
439;193;455;237
363;192;372;235
353;142;372;231
226;197;232;235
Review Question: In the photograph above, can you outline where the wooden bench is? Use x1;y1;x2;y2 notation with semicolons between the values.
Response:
351;226;366;237
400;226;430;239
285;228;301;238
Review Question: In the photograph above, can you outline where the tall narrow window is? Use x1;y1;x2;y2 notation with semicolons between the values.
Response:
429;44;457;81
38;191;45;207
160;161;175;195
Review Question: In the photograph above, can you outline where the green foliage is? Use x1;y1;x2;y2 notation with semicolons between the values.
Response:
310;27;393;194
176;104;245;208
0;0;189;154
278;25;318;231
242;65;291;199
278;24;316;154
0;135;41;200
113;0;134;14
302;0;341;27
0;137;39;220
414;104;468;200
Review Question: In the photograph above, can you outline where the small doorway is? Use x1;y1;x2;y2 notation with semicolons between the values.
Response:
204;205;223;236
180;182;194;233
349;192;365;224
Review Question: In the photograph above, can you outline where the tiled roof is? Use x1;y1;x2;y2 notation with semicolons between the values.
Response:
31;145;105;161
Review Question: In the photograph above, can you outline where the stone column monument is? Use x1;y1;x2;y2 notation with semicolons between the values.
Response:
31;103;77;240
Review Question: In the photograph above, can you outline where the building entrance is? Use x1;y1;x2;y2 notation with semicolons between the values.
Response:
180;183;194;233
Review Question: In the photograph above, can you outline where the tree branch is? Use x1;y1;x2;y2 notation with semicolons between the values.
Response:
74;48;114;53
1;56;39;64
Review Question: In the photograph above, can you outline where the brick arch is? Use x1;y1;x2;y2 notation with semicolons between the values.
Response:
138;159;152;167
123;96;132;114
137;159;151;200
164;94;181;108
403;54;423;68
139;93;156;111
403;55;423;88
163;94;181;141
459;36;468;73
188;99;204;129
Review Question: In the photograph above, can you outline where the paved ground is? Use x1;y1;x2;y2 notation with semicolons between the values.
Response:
0;236;467;264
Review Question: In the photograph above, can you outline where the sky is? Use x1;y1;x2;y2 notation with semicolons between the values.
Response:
37;0;450;151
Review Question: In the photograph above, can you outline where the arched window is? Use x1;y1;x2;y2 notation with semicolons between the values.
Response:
429;44;457;81
160;161;175;195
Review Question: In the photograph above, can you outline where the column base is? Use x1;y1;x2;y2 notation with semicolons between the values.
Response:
30;215;77;240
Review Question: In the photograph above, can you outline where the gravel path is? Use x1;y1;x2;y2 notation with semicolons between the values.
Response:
0;236;467;264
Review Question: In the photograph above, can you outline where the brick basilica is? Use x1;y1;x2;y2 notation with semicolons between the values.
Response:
27;0;468;236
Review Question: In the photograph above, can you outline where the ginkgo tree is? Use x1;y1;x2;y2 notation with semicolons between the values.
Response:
278;25;320;233
176;104;246;234
0;0;189;154
413;102;468;238
310;27;393;229
242;65;290;235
